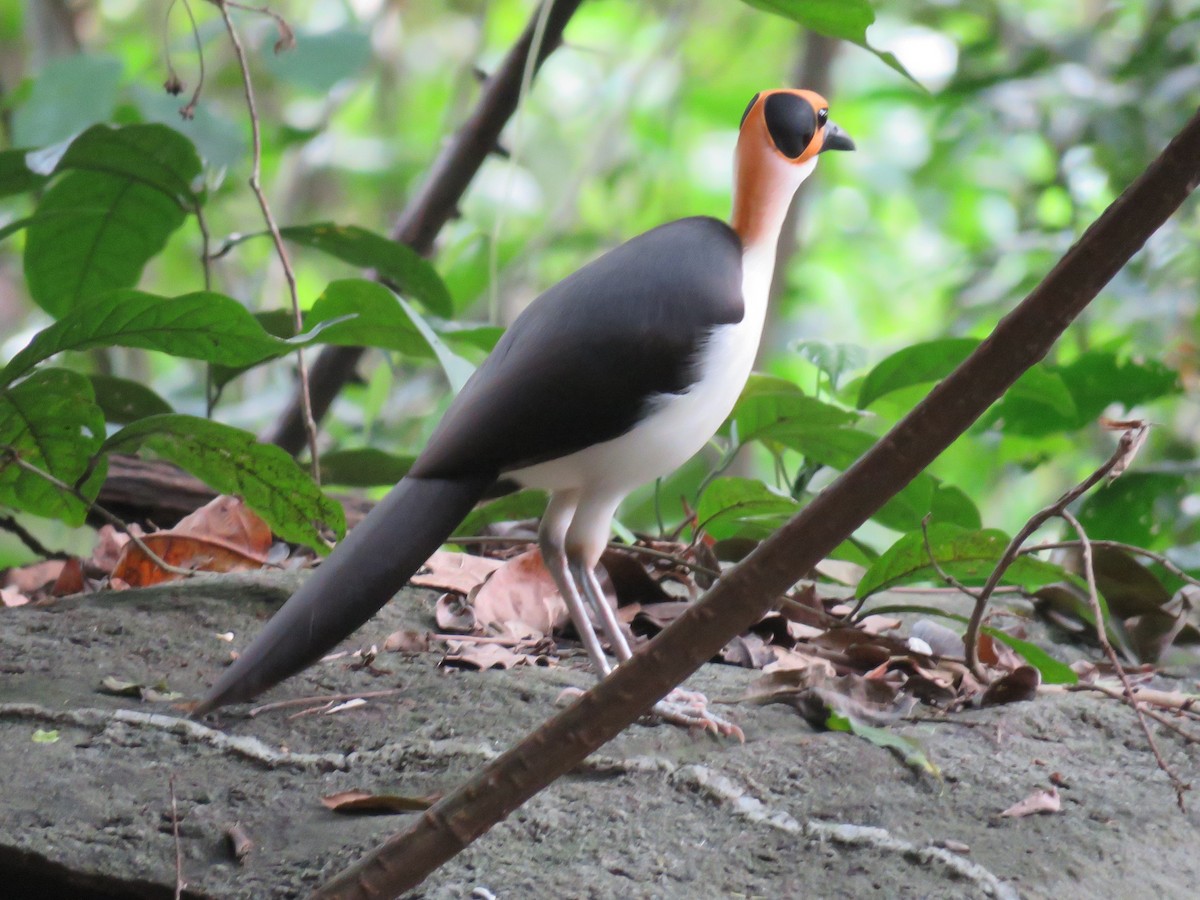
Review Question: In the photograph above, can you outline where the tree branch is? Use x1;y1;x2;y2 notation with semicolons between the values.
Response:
267;0;586;453
312;105;1200;898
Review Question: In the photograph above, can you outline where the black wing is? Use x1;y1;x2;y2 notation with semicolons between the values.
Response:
410;216;744;479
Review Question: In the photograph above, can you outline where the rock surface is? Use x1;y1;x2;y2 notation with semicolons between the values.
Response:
1;571;1198;899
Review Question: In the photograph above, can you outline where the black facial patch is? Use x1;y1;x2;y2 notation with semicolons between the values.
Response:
740;92;761;128
763;92;817;158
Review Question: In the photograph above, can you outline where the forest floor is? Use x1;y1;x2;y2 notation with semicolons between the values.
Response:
1;570;1198;899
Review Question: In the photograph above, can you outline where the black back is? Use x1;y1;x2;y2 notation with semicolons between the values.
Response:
411;216;744;479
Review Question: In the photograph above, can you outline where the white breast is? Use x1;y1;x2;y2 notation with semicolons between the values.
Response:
512;242;777;496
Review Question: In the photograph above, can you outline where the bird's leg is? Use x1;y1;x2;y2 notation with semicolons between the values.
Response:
571;551;742;740
538;492;612;677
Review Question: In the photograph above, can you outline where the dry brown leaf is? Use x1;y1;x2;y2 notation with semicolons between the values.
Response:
174;496;272;555
90;525;130;573
224;823;254;863
410;550;502;594
51;557;84;596
382;630;433;654
441;641;530;670
320;789;439;815
741;666;909;727
719;633;777;669
762;647;836;676
980;665;1041;707
471;548;567;639
111;533;267;587
631;600;691;635
998;787;1061;818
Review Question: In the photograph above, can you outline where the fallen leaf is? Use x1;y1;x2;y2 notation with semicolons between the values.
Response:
719;633;777;669
998;787;1061;818
741;667;912;727
441;641;530;670
3;559;65;594
762;647;836;676
320;789;439;815
411;550;502;594
111;533;267;587
175;496;272;555
471;548;568;639
51;557;84;596
382;630;433;653
32;729;59;743
90;525;130;573
980;665;1041;707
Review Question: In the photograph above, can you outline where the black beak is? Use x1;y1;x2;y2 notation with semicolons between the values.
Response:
820;121;855;153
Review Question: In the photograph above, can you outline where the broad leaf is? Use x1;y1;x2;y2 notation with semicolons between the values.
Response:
281;225;453;317
0;290;299;388
1077;473;1189;551
697;477;799;541
264;28;372;92
855;524;1075;599
0;369;106;524
1058;350;1180;422
10;54;123;148
102;415;345;550
319;448;416;487
739;0;915;82
978;364;1077;436
308;279;473;391
53;123;203;204
858;338;979;409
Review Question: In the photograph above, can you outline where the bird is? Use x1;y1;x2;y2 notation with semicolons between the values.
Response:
193;88;853;730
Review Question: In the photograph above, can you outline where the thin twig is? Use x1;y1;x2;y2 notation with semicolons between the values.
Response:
178;0;204;119
212;0;321;482
0;450;196;578
1062;508;1190;809
920;514;982;600
963;426;1144;673
0;514;69;560
169;773;185;899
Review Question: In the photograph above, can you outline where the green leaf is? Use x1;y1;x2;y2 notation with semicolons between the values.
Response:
0;369;106;524
728;374;858;443
1077;473;1189;551
102;415;345;550
263;28;372;92
0;290;299;388
790;340;867;390
979;365;1077;436
53;123;202;204
826;713;939;776
309;279;474;391
696;477;799;541
281;224;453;317
31;729;60;744
738;1;917;83
981;628;1078;685
319;448;415;487
0;149;48;198
22;124;202;318
88;374;173;424
11;54;122;147
855;524;1075;599
1058;350;1180;422
858;338;979;409
454;489;547;537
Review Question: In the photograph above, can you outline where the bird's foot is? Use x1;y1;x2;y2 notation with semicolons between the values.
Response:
650;690;744;741
553;686;743;740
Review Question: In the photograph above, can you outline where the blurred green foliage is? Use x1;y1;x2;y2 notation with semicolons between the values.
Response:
0;0;1196;587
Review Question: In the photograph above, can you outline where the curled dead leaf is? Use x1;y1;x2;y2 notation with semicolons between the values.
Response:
411;550;502;595
998;787;1061;818
320;789;439;815
471;548;567;639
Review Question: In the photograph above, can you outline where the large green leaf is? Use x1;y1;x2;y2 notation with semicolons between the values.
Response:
53;123;202;204
739;0;915;82
263;28;372;92
1058;350;1180;422
1077;473;1189;551
308;279;473;391
22;124;202;318
0;369;106;524
102;415;345;550
0;290;301;388
280;225;453;317
978;364;1078;436
855;524;1075;599
857;338;979;409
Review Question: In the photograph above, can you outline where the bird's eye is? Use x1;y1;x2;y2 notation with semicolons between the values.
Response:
818;108;829;126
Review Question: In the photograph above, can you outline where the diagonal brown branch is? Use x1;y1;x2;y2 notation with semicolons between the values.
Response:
310;106;1200;900
267;0;586;453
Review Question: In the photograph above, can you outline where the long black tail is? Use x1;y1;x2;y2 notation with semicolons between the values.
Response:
193;474;494;715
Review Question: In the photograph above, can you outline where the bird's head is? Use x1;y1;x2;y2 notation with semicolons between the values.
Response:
732;88;853;246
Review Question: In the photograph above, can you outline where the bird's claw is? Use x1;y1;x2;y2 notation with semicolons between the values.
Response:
650;692;744;741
